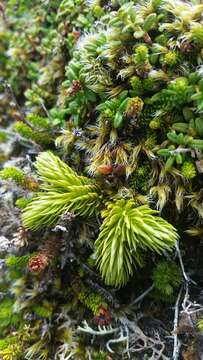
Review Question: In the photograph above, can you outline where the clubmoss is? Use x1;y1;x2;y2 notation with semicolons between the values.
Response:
0;0;203;358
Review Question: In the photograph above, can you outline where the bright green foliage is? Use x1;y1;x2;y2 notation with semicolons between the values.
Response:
78;288;107;315
0;167;24;184
0;132;8;143
190;24;203;46
0;0;203;357
26;114;51;130
129;163;151;193
133;45;149;65
14;122;34;139
0;334;26;360
96;91;130;129
0;344;22;360
15;198;32;209
6;255;30;269
14;122;52;145
181;161;196;179
0;336;18;351
22;151;178;288
130;76;143;96
92;351;109;360
162;51;179;67
96;200;178;287
0;298;22;333
22;151;102;229
32;301;54;319
151;78;193;109
152;261;182;300
198;318;203;331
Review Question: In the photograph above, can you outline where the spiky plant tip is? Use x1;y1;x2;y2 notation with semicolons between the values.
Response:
96;199;179;287
22;151;102;230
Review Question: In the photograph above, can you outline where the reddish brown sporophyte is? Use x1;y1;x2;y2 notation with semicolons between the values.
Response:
72;30;81;40
68;80;81;96
28;253;50;273
93;305;111;326
180;40;193;54
24;177;39;191
97;164;113;175
28;237;60;273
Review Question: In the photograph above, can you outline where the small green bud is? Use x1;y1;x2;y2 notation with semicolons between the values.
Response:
104;109;113;118
126;97;144;118
149;119;161;129
172;77;188;91
133;44;149;65
181;161;196;179
162;51;178;66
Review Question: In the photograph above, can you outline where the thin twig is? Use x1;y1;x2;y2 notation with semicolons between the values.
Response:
40;100;50;119
4;82;35;130
129;284;154;307
0;129;41;149
4;83;26;121
85;278;119;305
175;241;196;284
173;286;183;360
0;2;8;24
126;317;169;359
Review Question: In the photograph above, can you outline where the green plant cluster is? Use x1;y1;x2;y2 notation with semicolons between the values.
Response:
152;261;182;301
78;286;107;315
0;0;203;358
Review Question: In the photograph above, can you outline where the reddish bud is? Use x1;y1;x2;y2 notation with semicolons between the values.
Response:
68;80;81;96
24;177;39;191
28;253;49;273
93;305;111;326
72;31;81;40
97;164;113;175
